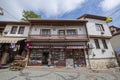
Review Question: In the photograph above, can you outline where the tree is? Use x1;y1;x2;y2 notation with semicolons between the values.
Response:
21;10;41;21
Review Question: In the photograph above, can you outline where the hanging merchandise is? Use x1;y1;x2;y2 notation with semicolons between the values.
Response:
10;43;15;48
13;45;20;51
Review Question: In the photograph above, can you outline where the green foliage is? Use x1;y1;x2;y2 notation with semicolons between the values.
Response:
21;10;41;21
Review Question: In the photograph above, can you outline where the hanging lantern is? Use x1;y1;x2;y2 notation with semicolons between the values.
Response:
106;17;112;23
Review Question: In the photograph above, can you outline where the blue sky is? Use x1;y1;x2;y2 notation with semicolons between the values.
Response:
0;0;120;27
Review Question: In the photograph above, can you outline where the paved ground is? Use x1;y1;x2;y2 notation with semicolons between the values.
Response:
0;66;120;80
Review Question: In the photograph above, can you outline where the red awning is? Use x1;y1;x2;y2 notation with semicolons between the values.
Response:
28;46;87;49
66;46;87;49
29;46;49;48
52;46;65;48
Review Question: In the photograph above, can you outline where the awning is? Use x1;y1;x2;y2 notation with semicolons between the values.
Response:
66;46;87;49
0;37;26;43
29;46;49;48
28;45;87;49
52;46;65;48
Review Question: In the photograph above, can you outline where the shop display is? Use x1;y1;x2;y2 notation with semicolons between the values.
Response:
9;55;26;71
1;52;9;64
66;59;74;68
28;50;42;66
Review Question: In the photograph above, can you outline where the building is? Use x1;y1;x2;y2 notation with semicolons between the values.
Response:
0;14;118;69
27;19;88;67
110;26;120;52
109;26;120;35
109;26;120;66
0;21;29;65
78;14;118;69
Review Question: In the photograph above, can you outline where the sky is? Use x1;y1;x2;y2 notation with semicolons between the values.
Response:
0;0;120;27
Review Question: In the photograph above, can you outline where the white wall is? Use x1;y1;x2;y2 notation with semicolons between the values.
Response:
88;38;115;59
30;25;87;35
3;25;29;37
85;18;112;36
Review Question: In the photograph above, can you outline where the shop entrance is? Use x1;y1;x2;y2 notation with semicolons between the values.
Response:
42;52;49;65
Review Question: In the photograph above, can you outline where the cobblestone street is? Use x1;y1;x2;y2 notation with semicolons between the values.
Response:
0;67;120;80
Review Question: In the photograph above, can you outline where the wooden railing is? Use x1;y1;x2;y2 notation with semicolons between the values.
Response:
28;34;88;40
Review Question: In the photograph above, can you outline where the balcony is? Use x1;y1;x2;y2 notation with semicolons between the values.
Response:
28;34;88;41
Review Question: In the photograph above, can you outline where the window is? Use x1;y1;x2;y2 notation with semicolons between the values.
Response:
94;39;100;49
102;39;108;49
59;52;65;60
10;26;18;34
67;29;77;35
41;29;51;35
58;30;65;36
18;26;25;34
96;24;104;31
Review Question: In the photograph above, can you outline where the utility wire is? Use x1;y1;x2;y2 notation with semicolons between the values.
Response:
3;8;20;21
0;0;20;21
109;8;120;16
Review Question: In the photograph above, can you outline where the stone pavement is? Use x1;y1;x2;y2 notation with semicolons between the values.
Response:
0;66;120;80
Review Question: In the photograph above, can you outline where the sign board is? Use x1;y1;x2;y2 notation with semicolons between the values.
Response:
66;59;74;68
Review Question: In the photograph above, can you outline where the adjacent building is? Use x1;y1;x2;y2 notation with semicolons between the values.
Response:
0;21;29;65
78;14;118;69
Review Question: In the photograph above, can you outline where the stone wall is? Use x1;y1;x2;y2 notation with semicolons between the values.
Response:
89;58;118;70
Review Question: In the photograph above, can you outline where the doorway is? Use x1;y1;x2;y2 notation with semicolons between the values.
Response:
42;52;49;65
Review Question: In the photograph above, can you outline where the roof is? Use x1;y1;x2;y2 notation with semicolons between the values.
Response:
109;25;120;29
113;31;120;36
28;18;88;25
0;21;30;25
77;14;106;20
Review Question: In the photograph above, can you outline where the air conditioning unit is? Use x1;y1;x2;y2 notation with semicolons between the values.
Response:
4;31;8;34
102;49;106;53
101;31;105;34
88;42;94;49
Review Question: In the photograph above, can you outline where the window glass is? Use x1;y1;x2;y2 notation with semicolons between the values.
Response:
67;29;77;35
94;39;100;49
11;26;18;34
41;29;51;35
58;30;65;36
96;24;104;31
102;39;108;49
18;26;25;34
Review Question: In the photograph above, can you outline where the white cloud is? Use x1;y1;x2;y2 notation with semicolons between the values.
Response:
19;0;85;17
100;0;120;11
0;0;85;21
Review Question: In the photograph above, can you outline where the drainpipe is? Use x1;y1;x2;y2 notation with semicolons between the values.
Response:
84;22;91;69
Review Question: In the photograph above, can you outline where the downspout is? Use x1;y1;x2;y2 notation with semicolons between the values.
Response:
84;21;91;69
